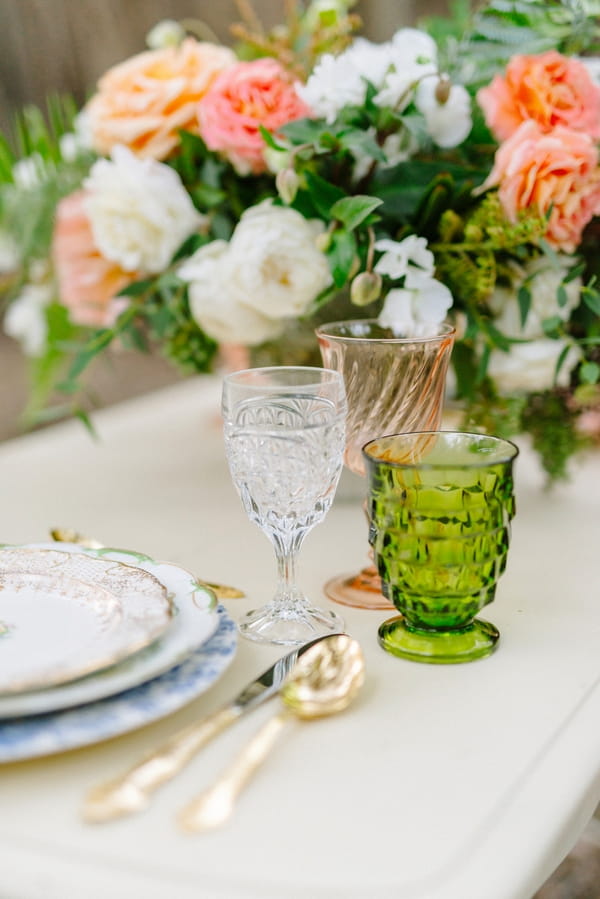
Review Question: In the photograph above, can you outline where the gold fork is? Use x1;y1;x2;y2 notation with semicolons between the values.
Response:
49;528;245;599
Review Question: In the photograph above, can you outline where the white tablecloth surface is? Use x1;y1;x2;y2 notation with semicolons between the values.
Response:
0;376;599;899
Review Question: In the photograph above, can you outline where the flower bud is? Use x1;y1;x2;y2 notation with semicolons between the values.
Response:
146;19;186;49
276;168;300;205
434;76;452;105
351;271;382;306
315;231;332;253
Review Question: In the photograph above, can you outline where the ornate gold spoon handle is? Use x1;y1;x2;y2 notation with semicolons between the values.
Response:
178;711;292;832
83;707;239;823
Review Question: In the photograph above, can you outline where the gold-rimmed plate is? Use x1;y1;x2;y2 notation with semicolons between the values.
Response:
0;547;173;695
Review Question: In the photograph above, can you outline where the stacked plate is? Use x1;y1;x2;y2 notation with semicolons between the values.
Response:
0;543;238;762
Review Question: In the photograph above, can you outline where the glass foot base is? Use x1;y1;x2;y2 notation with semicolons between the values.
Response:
239;603;345;646
324;568;395;610
378;615;499;664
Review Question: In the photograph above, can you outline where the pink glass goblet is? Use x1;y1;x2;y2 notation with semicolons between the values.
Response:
316;319;456;610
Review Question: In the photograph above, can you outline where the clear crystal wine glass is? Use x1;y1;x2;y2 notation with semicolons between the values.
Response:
316;319;456;610
222;366;347;645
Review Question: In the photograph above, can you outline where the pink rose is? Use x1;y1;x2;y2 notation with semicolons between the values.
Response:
478;50;600;141
198;58;311;174
86;39;235;160
52;191;135;327
482;120;600;253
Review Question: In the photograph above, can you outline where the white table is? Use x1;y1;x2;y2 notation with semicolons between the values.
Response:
0;377;599;899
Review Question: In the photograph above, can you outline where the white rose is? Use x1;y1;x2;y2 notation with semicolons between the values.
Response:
415;78;472;148
4;282;53;356
378;278;453;331
225;202;332;319
179;241;283;346
489;256;582;340
84;145;205;274
487;339;582;394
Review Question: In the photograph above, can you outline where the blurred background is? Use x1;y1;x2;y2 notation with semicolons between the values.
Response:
1;4;600;893
0;0;450;441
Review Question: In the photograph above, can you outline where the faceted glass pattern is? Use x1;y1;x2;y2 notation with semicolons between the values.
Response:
364;431;518;663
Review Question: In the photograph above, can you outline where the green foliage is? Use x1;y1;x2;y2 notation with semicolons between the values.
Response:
521;391;584;483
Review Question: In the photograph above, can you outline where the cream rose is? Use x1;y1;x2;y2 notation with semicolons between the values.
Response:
178;241;283;345
83;145;205;274
224;202;332;319
489;256;582;340
488;339;581;394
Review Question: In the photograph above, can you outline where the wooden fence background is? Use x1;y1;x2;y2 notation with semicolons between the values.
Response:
0;0;450;135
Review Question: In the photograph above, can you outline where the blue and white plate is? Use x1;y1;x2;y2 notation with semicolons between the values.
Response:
0;543;220;718
0;604;237;763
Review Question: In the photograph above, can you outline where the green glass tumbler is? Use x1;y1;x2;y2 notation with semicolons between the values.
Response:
363;431;518;664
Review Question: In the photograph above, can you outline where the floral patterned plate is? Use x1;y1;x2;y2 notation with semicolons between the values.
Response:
0;543;220;717
0;547;173;695
0;605;237;763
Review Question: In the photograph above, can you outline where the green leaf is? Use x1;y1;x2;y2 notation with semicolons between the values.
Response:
563;260;586;283
337;130;387;162
258;125;286;151
303;171;345;219
580;361;600;385
583;289;600;316
117;278;155;298
517;284;532;328
554;343;572;380
280;119;328;145
330;195;383;231
328;229;357;288
556;284;569;308
542;315;563;337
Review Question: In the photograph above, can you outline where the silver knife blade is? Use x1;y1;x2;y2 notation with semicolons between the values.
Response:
83;632;342;823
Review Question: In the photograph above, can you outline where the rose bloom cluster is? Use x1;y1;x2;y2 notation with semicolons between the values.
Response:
25;26;474;344
478;51;600;254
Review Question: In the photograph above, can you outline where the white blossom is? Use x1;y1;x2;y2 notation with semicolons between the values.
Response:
488;339;582;394
374;235;435;282
415;78;472;148
84;145;205;274
378;279;453;332
373;29;438;110
296;53;372;122
179;202;331;345
4;282;53;356
489;256;582;340
179;241;283;346
224;202;331;319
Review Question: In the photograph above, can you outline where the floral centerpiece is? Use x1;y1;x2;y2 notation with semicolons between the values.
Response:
1;0;600;481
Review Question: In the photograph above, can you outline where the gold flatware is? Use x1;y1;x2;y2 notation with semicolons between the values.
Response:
81;635;338;823
49;528;245;599
178;634;365;833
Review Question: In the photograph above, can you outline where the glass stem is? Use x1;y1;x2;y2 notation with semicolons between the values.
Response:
272;531;306;607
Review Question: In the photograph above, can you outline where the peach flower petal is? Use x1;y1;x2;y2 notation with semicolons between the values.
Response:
478;50;600;141
52;191;137;327
482;120;600;253
198;58;311;175
86;38;235;160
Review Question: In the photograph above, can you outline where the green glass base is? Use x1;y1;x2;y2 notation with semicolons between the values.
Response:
378;615;499;664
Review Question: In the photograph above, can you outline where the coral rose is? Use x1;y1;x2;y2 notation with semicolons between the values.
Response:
86;38;235;160
482;120;600;253
478;50;600;141
52;191;135;328
198;59;311;175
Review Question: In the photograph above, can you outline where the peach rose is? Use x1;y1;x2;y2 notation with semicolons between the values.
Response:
86;38;235;160
52;191;135;327
482;120;600;253
478;50;600;141
198;58;311;175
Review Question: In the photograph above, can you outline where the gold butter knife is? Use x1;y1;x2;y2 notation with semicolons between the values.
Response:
82;634;339;823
